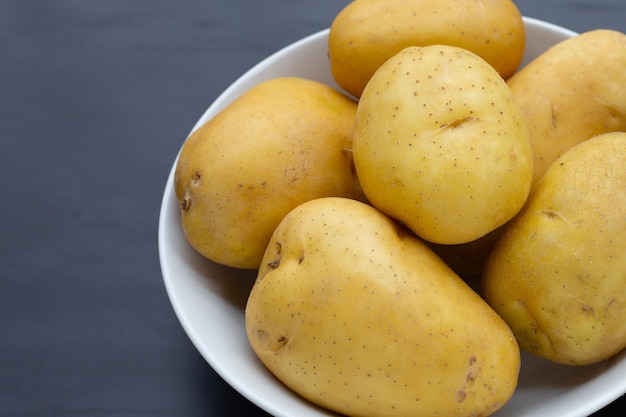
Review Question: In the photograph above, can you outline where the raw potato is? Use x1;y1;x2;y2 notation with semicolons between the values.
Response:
329;0;525;97
353;45;533;245
482;132;626;366
174;77;365;269
507;29;626;188
246;197;520;417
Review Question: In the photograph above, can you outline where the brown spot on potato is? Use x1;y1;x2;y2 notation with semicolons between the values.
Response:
267;259;280;269
457;389;467;402
259;332;289;352
581;304;594;314
440;116;475;129
255;328;268;343
466;369;477;383
179;194;191;212
275;335;288;348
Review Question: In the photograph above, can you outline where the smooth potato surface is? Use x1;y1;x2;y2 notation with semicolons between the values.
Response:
482;132;626;365
507;29;626;188
329;0;525;97
246;197;520;417
174;77;365;269
353;45;532;245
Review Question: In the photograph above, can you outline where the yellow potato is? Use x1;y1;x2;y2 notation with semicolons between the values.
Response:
482;132;626;366
329;0;525;97
246;197;520;417
174;77;365;269
353;45;533;245
507;29;626;188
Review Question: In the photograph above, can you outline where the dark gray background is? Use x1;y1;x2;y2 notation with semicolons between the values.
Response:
1;1;624;416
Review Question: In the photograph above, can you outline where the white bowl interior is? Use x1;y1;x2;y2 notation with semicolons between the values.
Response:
159;17;626;417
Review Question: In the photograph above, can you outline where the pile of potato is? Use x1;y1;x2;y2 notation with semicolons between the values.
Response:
173;0;626;416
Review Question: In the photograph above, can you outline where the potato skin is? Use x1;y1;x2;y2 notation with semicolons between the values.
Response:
329;0;525;97
507;29;626;188
353;45;532;245
246;197;520;417
482;132;626;366
174;77;365;269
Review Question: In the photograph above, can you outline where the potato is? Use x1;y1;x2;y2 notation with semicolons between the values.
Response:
482;132;626;366
246;197;520;417
174;77;366;269
328;0;525;97
353;45;533;245
507;29;626;188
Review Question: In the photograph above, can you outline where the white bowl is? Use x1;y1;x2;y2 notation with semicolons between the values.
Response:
159;17;626;417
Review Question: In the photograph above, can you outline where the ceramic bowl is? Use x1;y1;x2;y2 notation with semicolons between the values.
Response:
159;17;626;417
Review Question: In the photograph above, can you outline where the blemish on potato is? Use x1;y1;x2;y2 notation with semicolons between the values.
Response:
269;335;288;351
191;171;201;185
581;304;595;314
540;210;560;220
440;116;475;130
267;259;280;269
456;389;467;402
467;369;478;383
179;193;191;212
255;328;268;343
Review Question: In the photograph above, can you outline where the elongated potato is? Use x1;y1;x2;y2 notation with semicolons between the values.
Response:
507;29;626;187
329;0;525;97
482;132;626;365
247;197;520;417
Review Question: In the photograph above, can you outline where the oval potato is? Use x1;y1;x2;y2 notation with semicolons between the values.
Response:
482;132;626;365
353;45;533;245
507;29;626;188
174;77;365;269
329;0;525;97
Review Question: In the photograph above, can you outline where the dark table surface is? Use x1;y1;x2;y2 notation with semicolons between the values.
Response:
1;1;624;416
